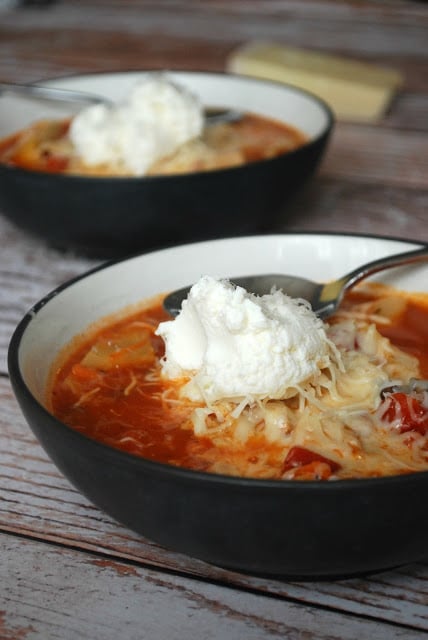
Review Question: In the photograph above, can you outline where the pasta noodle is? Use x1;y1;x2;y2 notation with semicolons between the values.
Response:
47;282;428;481
0;113;306;177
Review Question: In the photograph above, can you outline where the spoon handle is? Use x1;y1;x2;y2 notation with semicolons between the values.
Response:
0;82;107;106
0;82;241;124
341;245;428;290
319;245;428;313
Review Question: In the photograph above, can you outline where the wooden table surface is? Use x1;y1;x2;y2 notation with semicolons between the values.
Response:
0;1;427;638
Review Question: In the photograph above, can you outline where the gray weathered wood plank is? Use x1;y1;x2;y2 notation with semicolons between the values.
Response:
1;533;426;640
1;377;427;631
1;0;426;57
277;179;428;243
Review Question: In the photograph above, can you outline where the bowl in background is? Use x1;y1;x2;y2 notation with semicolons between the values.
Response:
9;232;428;579
0;71;333;258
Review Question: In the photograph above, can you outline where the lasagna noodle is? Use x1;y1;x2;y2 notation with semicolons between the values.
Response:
49;286;428;481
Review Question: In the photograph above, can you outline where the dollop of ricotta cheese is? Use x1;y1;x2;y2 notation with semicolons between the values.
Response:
69;73;204;175
156;276;336;404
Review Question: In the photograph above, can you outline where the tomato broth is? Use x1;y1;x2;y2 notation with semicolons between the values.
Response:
48;284;428;481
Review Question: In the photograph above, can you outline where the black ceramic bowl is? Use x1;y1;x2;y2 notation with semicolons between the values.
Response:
8;233;428;579
0;71;332;258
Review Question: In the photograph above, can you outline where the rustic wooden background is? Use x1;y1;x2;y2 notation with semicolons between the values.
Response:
0;1;427;638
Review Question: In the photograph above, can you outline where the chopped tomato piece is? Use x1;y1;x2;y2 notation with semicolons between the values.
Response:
380;392;428;435
44;154;69;173
71;363;99;380
282;445;341;479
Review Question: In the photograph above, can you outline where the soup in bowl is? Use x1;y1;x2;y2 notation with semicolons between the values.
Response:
9;233;428;578
0;71;333;257
0;72;308;178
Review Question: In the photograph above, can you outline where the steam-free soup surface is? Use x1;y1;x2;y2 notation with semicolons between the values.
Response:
0;113;307;176
48;284;428;481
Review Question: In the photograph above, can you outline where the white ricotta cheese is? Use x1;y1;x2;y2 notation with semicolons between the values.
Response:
69;73;204;175
156;276;335;404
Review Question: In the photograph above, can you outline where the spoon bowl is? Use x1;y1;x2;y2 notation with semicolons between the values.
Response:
163;245;428;317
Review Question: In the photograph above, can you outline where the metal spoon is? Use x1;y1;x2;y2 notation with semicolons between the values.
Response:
163;245;428;318
0;81;242;123
0;81;109;107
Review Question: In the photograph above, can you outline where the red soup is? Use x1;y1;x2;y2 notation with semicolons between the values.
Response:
0;113;307;177
48;283;428;481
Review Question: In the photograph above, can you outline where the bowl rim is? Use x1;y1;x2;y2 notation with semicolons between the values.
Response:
0;68;334;183
8;230;428;491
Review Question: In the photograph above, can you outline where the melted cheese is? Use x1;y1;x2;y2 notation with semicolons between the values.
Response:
184;318;424;479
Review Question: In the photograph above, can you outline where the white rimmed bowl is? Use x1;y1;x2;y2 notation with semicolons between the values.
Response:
0;71;333;258
9;233;428;578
